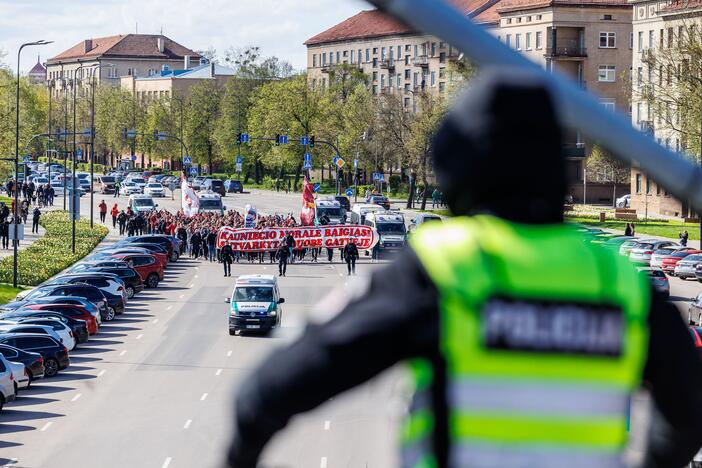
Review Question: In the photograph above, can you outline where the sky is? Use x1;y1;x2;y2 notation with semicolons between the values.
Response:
0;0;367;73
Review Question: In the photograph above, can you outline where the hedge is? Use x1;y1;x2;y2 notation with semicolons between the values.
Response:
0;211;108;286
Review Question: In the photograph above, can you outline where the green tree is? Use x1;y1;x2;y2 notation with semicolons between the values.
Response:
185;80;222;171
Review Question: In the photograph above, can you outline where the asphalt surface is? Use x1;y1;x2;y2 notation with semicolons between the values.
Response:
2;189;700;467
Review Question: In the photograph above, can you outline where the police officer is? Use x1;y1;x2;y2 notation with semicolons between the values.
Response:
225;71;702;468
276;242;290;277
342;239;359;275
221;243;234;277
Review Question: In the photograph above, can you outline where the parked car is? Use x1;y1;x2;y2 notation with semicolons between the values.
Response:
408;213;443;233
69;260;131;273
17;284;109;321
599;236;635;253
76;266;144;299
44;275;125;320
4;358;29;393
96;247;167;270
130;177;147;192
202;178;226;196
224;180;244;193
619;238;651;256
0;355;16;410
123;234;180;262
616;194;631;208
97;176;117;194
0;344;44;382
143;182;166;197
629;240;679;265
368;194;391;210
119;181;141;196
13;313;89;345
674;254;702;280
111;253;164;288
661;250;702;275
191;176;206;191
0;334;69;378
637;267;670;300
650;246;688;268
9;318;77;351
3;308;97;337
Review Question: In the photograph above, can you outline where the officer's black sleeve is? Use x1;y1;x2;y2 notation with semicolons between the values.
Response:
227;250;439;467
642;298;702;467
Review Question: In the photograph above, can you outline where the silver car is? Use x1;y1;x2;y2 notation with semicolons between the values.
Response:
0;355;17;410
674;254;702;279
629;240;678;265
619;238;646;256
689;293;702;325
637;267;670;300
650;246;686;268
5;359;29;393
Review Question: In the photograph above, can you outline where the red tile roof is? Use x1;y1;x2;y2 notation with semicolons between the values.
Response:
497;0;629;13
661;0;702;13
48;34;200;63
305;1;499;46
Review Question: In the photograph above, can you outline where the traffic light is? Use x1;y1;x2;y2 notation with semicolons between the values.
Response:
153;129;159;141
309;135;315;148
121;128;127;140
236;133;242;144
275;134;281;145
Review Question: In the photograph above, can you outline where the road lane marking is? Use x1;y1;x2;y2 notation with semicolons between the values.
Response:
183;419;192;429
153;319;160;324
195;266;199;269
40;422;53;432
119;350;127;356
98;369;106;377
136;334;143;340
338;273;343;277
320;457;328;468
215;368;223;376
179;294;185;299
71;393;82;402
167;305;173;310
324;420;330;430
162;457;172;468
194;275;198;278
200;393;208;401
227;350;232;357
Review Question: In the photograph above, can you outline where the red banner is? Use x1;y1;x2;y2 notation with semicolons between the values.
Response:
217;225;379;252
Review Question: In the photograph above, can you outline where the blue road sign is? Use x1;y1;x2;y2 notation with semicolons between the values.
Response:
236;155;243;164
22;155;30;163
304;153;311;162
300;136;309;146
82;128;94;137
372;172;385;182
76;148;83;159
346;188;354;197
354;159;358;168
332;156;339;165
241;133;250;143
131;154;137;161
127;129;136;138
303;160;312;170
183;155;192;165
190;167;198;175
313;183;321;193
280;135;288;144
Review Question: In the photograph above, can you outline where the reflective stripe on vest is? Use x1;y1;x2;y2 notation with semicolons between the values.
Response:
405;215;650;468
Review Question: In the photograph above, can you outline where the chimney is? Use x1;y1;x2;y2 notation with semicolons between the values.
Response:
84;39;93;53
184;55;190;70
157;37;164;53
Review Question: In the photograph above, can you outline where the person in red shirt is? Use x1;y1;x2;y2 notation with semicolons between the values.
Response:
111;203;119;228
98;200;107;223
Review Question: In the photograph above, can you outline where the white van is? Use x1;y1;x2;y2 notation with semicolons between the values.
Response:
316;199;346;225
364;211;407;254
349;203;384;225
129;194;157;213
225;275;284;335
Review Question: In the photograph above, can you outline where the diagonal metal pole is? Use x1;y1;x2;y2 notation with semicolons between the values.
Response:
367;0;702;213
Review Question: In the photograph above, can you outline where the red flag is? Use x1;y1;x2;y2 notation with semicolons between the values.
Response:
300;177;315;226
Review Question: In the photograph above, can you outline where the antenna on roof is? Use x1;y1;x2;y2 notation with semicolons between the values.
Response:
136;21;138;34
160;26;163;35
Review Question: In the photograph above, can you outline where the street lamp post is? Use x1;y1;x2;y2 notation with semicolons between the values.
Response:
13;39;52;288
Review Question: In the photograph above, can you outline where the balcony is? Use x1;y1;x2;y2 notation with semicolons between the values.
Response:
545;44;587;58
380;58;395;71
412;55;429;67
320;66;331;74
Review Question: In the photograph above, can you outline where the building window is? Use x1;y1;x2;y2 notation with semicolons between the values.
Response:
431;71;436;86
311;78;317;89
536;31;542;49
659;29;664;48
373;58;378;68
336;51;341;63
405;55;410;65
526;32;532;50
373;85;378;95
439;82;446;92
365;49;370;62
506;18;512;24
638;31;644;51
397;74;401;87
630;32;633;49
637;66;643;85
373;47;378;54
350;50;354;64
413;72;418;86
381;74;385;88
598;65;616;82
515;33;521;50
313;54;317;67
404;97;410;108
358;49;362;63
405;69;411;79
603;14;613;20
599;32;616;48
343;50;348;57
381;47;386;60
636;173;642;193
667;27;674;47
373;71;378;81
506;34;512;47
414;45;418;57
646;176;651;193
536;14;542;19
600;100;616;111
397;45;402;58
516;17;522;23
431;42;436;56
648;30;654;49
527;15;532;22
439;67;446;79
439;52;446;63
329;52;333;64
636;102;642;123
322;53;327;65
405;44;411;51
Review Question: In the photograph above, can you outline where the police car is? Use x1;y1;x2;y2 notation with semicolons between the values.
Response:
316;199;346;224
199;192;225;215
225;275;285;335
364;211;407;254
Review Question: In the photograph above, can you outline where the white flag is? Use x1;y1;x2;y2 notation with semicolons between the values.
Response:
181;173;200;217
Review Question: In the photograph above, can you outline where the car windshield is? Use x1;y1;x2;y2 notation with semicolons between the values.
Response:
133;199;154;207
421;216;442;223
647;270;666;278
132;178;145;184
233;287;273;302
147;183;162;188
671;251;694;257
377;223;406;234
621;241;639;247
654;249;675;255
371;197;387;202
200;199;222;209
210;180;223;187
101;177;115;183
684;255;702;262
636;243;654;250
318;207;344;217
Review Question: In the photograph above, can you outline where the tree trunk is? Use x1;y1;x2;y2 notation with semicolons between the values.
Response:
420;175;429;210
406;172;416;209
207;144;213;175
293;163;303;192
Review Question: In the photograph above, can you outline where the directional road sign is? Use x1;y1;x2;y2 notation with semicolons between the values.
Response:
183;155;192;165
131;154;137;161
303;160;312;170
335;157;345;169
304;153;311;162
372;172;385;182
313;183;321;193
300;136;309;146
190;167;198;175
236;155;243;164
76;148;83;160
279;135;288;144
345;188;354;197
236;163;243;172
241;133;250;143
127;129;137;138
21;155;30;163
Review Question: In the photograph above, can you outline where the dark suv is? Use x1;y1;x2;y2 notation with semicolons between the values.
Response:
203;178;226;196
20;284;109;321
0;344;44;381
125;235;179;262
0;334;69;377
81;266;143;299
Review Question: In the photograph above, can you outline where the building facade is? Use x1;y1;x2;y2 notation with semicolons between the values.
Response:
46;34;200;97
27;57;46;84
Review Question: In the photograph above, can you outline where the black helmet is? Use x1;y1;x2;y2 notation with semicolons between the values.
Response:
431;68;566;224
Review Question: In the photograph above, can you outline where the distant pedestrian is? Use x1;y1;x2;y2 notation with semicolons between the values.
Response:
117;210;127;235
31;207;40;234
624;223;633;236
1;218;8;249
207;230;217;262
221;243;234;277
114;181;120;198
111;203;119;228
681;230;689;247
343;240;359;275
99;200;107;223
276;243;289;277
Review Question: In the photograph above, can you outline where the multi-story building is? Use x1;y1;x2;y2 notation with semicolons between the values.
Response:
46;34;200;97
629;0;699;217
121;60;237;101
497;0;633;202
304;2;500;112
